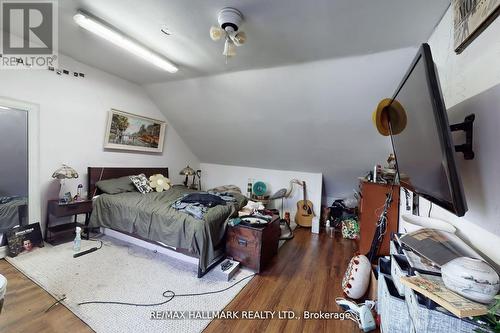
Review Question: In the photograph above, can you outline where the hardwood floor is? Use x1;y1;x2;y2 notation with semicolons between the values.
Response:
205;228;364;333
0;228;367;333
0;259;93;333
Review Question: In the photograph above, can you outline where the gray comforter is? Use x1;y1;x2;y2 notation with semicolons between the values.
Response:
89;186;246;271
0;196;27;233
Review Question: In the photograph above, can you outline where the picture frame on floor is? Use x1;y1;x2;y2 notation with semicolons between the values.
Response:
104;109;166;153
6;223;44;257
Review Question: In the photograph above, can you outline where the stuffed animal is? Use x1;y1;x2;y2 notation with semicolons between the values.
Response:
149;174;171;192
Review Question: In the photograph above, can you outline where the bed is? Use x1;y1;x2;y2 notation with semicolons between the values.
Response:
0;196;28;234
87;167;246;277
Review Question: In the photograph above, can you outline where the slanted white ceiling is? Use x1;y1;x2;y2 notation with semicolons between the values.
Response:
146;47;420;198
58;0;449;84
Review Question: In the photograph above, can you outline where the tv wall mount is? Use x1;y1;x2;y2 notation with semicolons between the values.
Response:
450;114;475;160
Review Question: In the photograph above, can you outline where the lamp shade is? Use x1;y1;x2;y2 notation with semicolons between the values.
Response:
179;165;195;176
52;164;79;179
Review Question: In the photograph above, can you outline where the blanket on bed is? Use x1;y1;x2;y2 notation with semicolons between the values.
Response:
0;196;27;233
89;186;246;272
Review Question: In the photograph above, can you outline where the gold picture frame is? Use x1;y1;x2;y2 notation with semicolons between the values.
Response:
104;109;166;153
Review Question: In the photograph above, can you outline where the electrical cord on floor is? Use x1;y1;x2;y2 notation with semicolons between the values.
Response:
45;295;67;313
77;273;256;307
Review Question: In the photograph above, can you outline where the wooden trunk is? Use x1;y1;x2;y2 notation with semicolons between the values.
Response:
358;181;399;257
226;216;281;273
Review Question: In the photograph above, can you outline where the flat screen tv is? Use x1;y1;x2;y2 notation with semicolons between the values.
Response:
389;43;467;216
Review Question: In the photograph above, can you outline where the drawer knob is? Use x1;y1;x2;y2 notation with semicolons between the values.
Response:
237;238;248;246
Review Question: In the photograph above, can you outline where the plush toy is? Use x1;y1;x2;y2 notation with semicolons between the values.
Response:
149;174;171;192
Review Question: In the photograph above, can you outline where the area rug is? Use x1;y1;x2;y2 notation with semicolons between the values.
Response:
6;236;254;333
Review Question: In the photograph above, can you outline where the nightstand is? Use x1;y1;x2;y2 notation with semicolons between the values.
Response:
45;199;93;245
226;215;281;273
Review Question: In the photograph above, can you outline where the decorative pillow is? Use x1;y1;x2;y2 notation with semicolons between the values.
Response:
96;176;136;194
149;174;171;192
130;174;153;194
342;255;371;299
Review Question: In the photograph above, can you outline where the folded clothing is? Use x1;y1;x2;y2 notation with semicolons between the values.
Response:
208;185;242;194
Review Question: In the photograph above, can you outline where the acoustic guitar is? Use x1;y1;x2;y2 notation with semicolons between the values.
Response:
295;181;315;227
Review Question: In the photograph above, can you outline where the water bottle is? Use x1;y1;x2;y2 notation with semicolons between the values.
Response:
73;226;81;252
325;220;333;238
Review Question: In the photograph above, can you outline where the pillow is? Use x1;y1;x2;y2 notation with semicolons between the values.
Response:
130;174;153;194
96;176;136;194
149;174;171;192
341;254;371;299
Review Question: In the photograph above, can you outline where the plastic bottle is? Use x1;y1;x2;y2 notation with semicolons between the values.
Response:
325;220;333;238
247;178;253;198
73;226;81;252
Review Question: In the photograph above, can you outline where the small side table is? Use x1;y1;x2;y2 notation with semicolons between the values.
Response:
45;199;93;245
226;215;281;273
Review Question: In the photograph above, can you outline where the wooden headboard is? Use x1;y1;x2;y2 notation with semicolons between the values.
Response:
87;167;169;199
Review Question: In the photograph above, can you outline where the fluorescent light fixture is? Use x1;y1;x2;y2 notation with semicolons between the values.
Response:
73;11;178;73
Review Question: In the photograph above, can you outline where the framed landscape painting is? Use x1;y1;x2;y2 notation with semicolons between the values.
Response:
104;109;166;153
453;0;500;53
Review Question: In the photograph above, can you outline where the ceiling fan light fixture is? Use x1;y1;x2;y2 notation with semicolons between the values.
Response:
209;25;223;41
231;31;247;46
210;7;246;62
222;39;236;57
217;7;243;31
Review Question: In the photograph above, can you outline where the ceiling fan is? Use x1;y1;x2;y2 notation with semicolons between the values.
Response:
209;7;247;62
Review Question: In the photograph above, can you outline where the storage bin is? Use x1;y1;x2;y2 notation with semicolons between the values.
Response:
391;254;410;296
404;285;492;333
378;274;412;333
390;239;401;255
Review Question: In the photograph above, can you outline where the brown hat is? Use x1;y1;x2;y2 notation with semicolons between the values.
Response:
372;98;407;136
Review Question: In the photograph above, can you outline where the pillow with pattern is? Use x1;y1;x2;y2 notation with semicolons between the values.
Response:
130;174;153;194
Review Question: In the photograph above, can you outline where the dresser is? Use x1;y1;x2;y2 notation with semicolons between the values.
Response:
358;181;399;256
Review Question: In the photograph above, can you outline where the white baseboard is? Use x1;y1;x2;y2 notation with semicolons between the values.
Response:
101;228;199;265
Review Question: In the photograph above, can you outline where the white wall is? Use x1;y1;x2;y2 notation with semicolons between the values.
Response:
0;54;199;231
201;163;323;233
429;8;500;109
421;7;500;266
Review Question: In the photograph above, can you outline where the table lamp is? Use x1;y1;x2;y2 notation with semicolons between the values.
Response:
179;165;195;187
52;164;79;203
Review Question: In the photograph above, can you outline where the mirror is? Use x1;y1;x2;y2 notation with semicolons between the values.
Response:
0;106;29;237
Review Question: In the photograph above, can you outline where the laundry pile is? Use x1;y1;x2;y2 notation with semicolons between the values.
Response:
227;200;276;227
171;191;235;219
